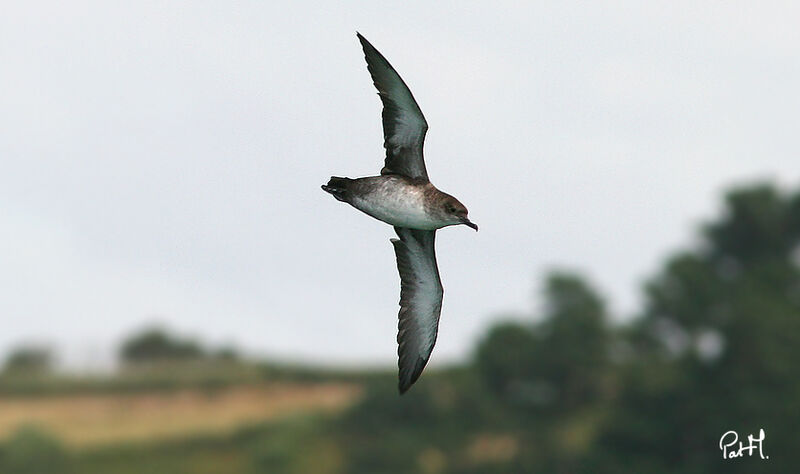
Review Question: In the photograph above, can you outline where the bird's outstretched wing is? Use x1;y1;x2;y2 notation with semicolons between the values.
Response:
391;227;443;393
357;33;430;182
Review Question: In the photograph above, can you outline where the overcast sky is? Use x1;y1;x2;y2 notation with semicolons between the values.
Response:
1;1;798;370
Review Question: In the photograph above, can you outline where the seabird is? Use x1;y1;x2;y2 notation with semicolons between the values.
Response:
322;33;477;394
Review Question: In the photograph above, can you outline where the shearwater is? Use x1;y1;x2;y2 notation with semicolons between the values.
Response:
322;33;477;394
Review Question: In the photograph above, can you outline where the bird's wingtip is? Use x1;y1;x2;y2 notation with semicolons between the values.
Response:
356;32;372;49
398;374;417;394
397;372;420;395
397;356;428;395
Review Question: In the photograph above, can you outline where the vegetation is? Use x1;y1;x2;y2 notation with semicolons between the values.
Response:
2;347;53;375
119;327;233;364
0;182;797;473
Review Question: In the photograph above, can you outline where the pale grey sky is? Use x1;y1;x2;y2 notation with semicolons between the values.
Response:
1;1;798;369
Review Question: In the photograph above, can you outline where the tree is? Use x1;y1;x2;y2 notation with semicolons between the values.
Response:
474;320;540;401
3;346;53;375
475;273;610;411
119;327;204;364
0;427;72;474
535;273;610;412
474;272;612;473
595;183;800;474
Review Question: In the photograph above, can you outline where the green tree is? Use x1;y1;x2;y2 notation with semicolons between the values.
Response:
595;183;800;474
0;427;72;474
3;346;53;375
476;273;610;412
474;320;540;402
119;327;204;364
475;272;612;473
536;273;610;413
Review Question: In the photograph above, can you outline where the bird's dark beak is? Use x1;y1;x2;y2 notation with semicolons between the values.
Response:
462;219;478;231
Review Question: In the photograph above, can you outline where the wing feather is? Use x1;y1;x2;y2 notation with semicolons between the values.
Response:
357;33;430;181
391;227;443;393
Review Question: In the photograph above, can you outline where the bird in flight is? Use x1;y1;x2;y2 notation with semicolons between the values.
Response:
322;33;478;393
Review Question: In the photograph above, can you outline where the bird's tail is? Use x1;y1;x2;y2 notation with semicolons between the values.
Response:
321;176;352;202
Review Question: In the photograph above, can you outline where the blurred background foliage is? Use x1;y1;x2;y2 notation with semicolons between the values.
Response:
1;182;797;473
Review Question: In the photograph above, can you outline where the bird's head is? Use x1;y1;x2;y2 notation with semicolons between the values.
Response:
440;196;478;231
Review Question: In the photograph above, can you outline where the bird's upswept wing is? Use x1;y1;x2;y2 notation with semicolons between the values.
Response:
357;33;430;182
391;227;443;393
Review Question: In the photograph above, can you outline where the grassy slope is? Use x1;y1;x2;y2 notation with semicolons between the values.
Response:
0;382;361;448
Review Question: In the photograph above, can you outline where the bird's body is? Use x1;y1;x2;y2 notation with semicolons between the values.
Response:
322;33;476;393
324;175;465;230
